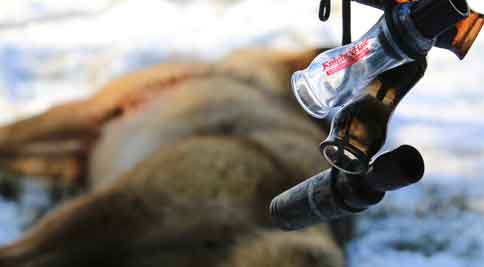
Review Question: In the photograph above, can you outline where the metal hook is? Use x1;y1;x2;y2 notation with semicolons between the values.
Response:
319;0;331;21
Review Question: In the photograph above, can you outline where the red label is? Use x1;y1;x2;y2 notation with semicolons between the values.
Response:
322;39;370;76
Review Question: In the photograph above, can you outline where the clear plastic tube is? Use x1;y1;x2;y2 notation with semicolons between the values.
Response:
291;16;413;119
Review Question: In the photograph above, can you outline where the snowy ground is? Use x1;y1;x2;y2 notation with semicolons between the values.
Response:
1;1;484;266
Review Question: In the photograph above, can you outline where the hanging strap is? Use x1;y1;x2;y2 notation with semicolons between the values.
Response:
342;0;352;45
319;0;352;45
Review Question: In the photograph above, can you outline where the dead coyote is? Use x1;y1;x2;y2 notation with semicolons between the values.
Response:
0;48;352;267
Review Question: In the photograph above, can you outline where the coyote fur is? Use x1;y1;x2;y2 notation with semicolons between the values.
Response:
0;48;352;267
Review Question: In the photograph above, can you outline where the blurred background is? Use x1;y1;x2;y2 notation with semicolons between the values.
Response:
0;1;484;266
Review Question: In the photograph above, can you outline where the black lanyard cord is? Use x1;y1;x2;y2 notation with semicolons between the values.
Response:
342;0;352;45
319;0;352;45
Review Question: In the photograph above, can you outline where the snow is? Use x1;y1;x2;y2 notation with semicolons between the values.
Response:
0;179;52;244
0;1;484;266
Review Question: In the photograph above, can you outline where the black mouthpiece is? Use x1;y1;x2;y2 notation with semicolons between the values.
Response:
364;145;425;192
412;0;470;39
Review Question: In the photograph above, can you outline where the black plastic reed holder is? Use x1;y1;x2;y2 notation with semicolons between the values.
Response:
270;145;424;230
